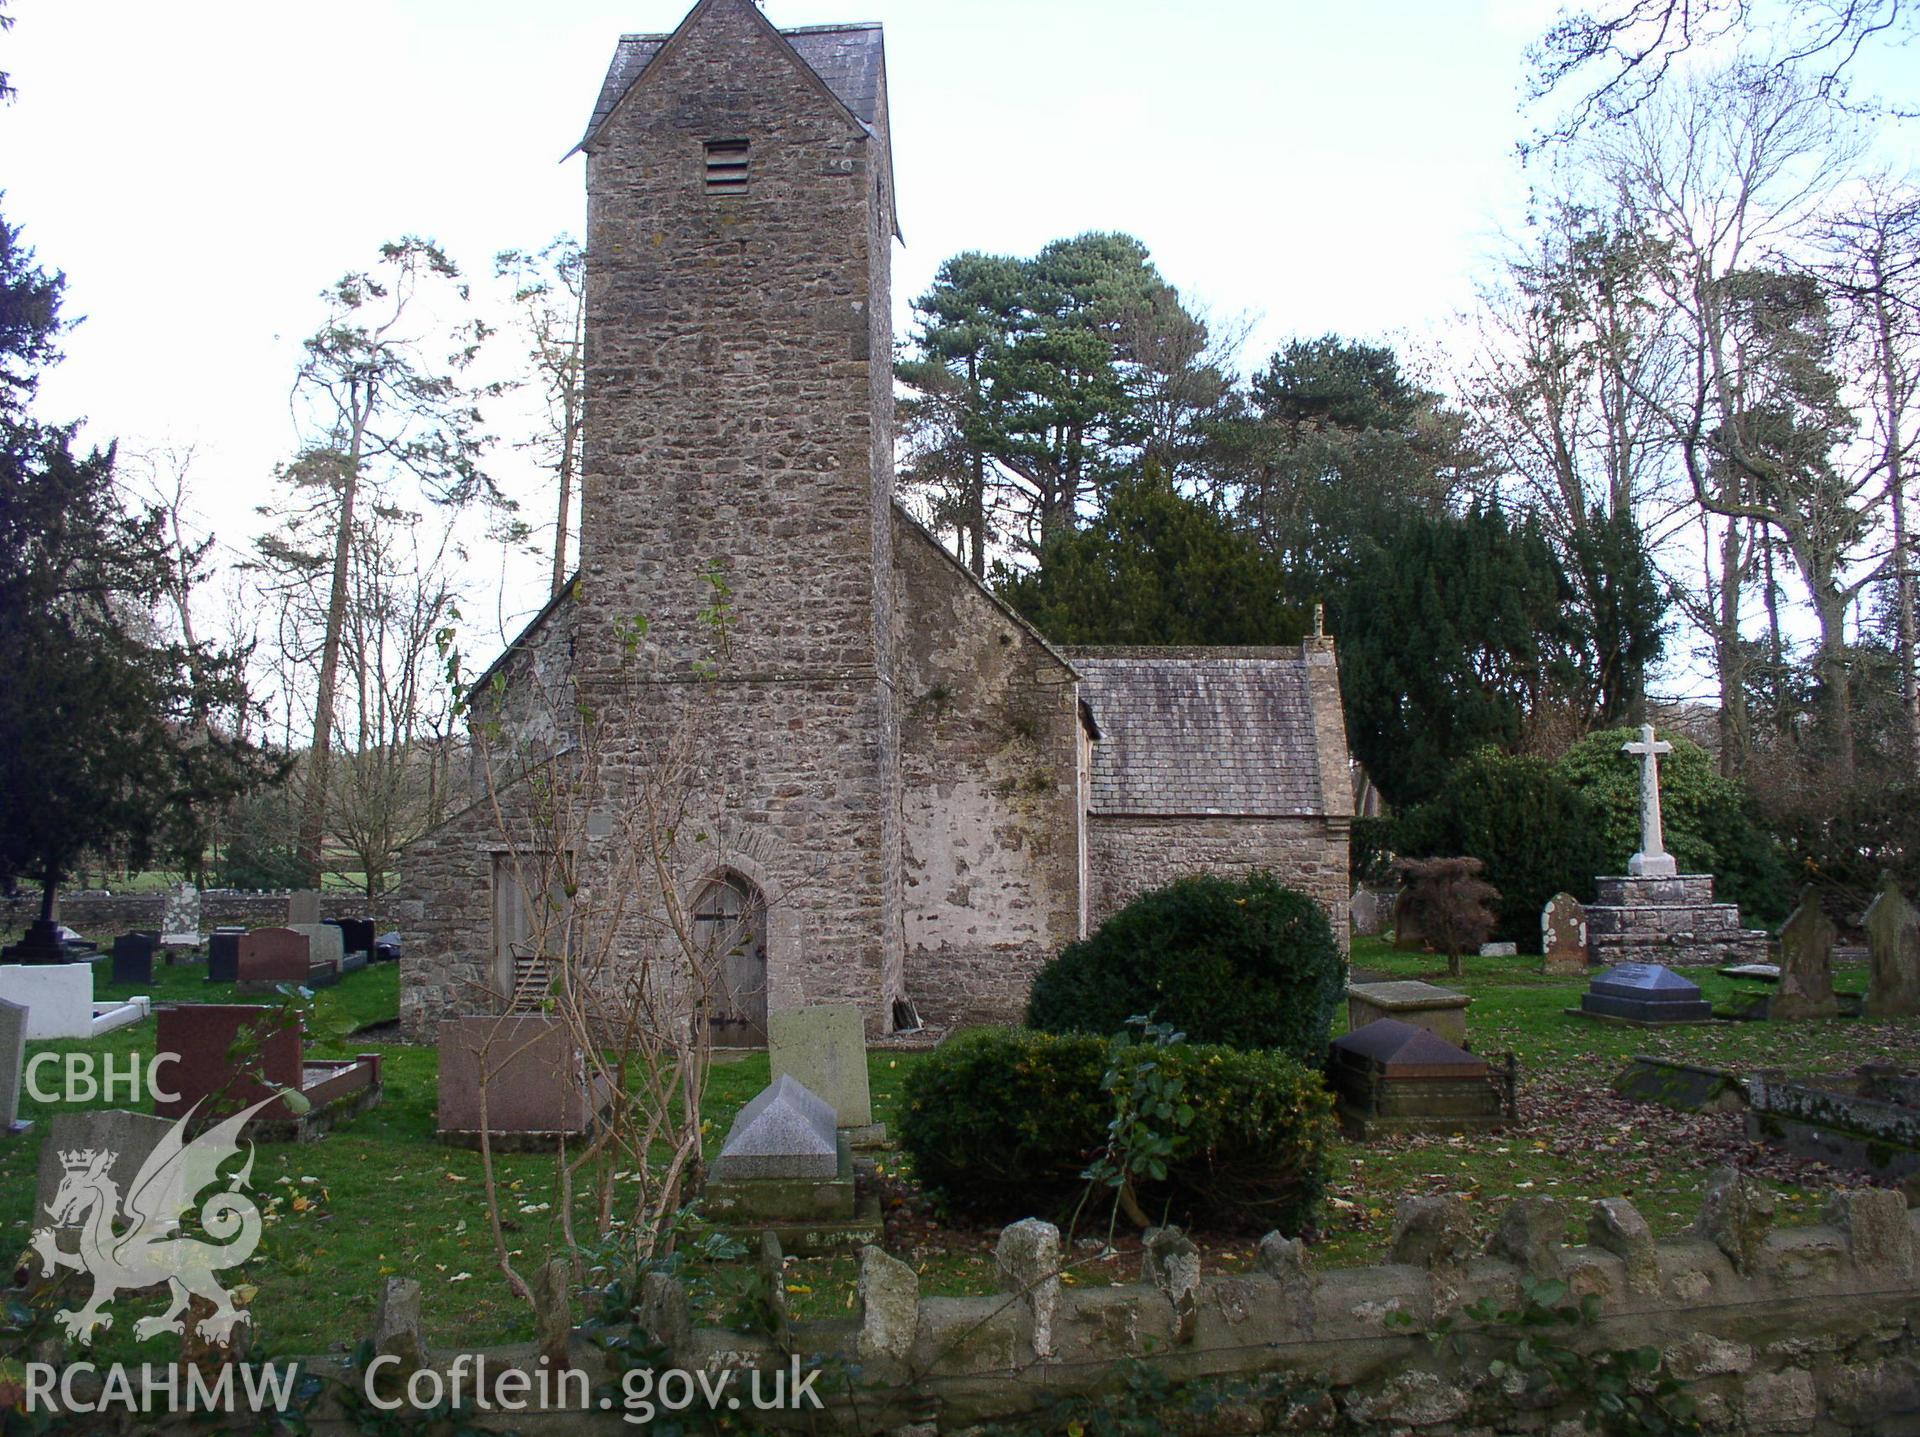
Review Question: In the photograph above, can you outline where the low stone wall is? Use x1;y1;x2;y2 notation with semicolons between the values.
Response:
654;1173;1919;1434
19;890;379;938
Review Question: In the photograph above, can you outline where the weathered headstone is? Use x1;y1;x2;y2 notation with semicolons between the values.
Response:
160;883;201;948
33;1109;173;1257
1622;724;1677;878
768;1003;873;1130
110;932;155;986
1350;886;1395;939
287;890;321;926
708;1074;838;1182
236;927;310;988
1773;891;1839;1021
1541;893;1588;975
1864;875;1920;1020
370;1277;429;1380
0;998;30;1135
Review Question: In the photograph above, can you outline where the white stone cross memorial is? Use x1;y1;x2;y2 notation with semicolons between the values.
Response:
1622;724;1677;878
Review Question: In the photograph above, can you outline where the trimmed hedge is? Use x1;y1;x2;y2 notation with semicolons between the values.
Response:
898;1027;1335;1235
1024;871;1343;1061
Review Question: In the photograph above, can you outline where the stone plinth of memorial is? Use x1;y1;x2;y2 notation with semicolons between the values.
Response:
1575;963;1714;1026
1585;726;1769;968
1345;980;1471;1047
1327;1019;1511;1138
702;1074;880;1254
154;1004;383;1140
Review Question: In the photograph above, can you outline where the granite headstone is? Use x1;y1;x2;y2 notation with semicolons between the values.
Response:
110;932;155;986
768;1004;872;1129
708;1074;839;1182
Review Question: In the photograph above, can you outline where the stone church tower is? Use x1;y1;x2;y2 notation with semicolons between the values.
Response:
395;2;1353;1044
569;0;905;1021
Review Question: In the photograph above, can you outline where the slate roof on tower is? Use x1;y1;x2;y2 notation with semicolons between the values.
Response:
575;20;887;152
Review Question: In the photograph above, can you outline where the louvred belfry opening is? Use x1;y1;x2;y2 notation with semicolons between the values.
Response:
704;138;749;194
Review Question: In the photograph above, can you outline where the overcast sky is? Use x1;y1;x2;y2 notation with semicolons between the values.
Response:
9;0;1891;670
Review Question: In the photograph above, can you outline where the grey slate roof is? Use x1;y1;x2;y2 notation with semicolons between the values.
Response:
1066;649;1327;817
578;21;885;153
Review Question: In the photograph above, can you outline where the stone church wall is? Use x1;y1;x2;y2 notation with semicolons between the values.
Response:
892;513;1084;1028
1088;814;1352;954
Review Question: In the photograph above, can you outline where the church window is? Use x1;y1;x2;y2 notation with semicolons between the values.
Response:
704;139;750;195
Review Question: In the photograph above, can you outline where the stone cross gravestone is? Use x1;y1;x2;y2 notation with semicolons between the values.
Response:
1541;893;1589;975
708;1074;839;1182
768;1004;873;1130
287;890;322;926
1864;874;1920;1020
34;1109;174;1257
0;997;29;1135
1622;725;1677;878
110;932;155;986
1773;890;1840;1021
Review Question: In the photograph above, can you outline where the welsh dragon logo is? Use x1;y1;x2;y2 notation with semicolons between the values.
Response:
29;1097;276;1345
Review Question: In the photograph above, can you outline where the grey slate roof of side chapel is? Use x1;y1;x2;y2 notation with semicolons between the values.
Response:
576;21;887;152
1065;649;1330;818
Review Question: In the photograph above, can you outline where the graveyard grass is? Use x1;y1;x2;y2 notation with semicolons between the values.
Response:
1;938;1913;1357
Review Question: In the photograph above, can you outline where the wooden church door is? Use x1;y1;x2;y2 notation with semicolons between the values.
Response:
692;873;768;1047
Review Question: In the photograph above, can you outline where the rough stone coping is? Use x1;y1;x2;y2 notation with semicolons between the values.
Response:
1330;1019;1487;1077
1346;980;1471;1010
710;1074;838;1182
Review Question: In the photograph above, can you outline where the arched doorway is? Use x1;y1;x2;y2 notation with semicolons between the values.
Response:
691;872;768;1047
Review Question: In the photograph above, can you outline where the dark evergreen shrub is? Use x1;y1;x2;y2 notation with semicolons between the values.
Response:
1024;872;1343;1060
898;1027;1334;1234
1395;748;1607;949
